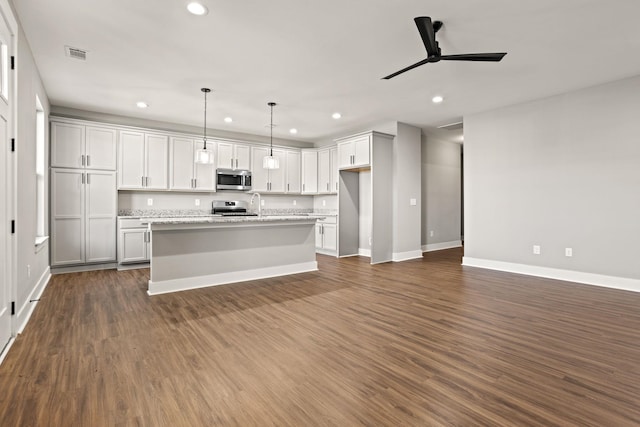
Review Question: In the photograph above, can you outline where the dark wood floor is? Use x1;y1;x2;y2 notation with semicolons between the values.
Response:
1;249;639;426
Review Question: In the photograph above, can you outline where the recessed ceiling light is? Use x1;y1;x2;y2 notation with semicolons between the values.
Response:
432;95;444;104
187;2;208;15
224;117;233;123
332;112;342;119
136;101;148;109
289;128;298;134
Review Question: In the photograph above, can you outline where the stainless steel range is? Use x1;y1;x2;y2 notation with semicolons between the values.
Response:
211;200;257;216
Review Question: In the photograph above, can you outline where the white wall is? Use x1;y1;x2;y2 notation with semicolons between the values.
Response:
392;123;422;259
464;75;640;284
421;132;462;250
15;18;51;328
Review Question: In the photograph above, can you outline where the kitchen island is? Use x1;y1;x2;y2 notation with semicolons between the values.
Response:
143;215;320;295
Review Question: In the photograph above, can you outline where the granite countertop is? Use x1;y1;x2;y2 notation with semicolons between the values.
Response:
142;215;325;225
118;208;337;218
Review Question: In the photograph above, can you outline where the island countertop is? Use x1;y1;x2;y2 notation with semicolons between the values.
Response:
142;214;325;226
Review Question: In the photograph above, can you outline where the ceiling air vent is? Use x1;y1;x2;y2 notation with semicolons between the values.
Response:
65;46;87;61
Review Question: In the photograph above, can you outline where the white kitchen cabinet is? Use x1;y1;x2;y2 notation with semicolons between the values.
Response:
301;150;318;194
337;134;370;169
118;130;168;190
285;150;301;193
315;216;337;255
118;218;150;264
51;121;117;170
330;147;338;193
318;149;331;194
169;137;216;191
51;168;117;266
217;141;251;170
251;146;286;192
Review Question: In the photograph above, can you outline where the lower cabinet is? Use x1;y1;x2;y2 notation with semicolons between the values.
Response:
118;218;150;265
51;168;117;267
315;216;337;255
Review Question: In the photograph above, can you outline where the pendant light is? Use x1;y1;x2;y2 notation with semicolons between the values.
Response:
195;88;214;164
263;102;280;169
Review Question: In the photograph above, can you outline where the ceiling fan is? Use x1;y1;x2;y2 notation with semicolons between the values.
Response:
383;16;507;80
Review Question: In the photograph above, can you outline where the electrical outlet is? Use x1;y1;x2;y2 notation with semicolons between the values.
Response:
410;198;417;206
260;199;265;206
322;200;326;207
293;200;297;206
429;230;434;237
195;199;200;207
147;198;153;206
533;245;541;255
565;248;573;257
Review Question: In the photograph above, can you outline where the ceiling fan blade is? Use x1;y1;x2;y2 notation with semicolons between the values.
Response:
414;17;439;57
439;52;507;62
382;57;434;80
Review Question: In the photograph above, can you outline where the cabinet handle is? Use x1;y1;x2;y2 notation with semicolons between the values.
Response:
235;158;238;169
193;178;197;188
86;155;90;166
81;155;85;166
145;177;149;187
86;173;90;185
326;182;329;191
141;176;145;187
81;173;85;184
231;159;233;168
287;183;289;192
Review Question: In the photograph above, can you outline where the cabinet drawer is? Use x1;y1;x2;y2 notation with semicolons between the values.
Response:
119;218;147;229
317;216;337;225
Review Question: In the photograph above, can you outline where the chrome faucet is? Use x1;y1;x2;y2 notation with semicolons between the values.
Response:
250;192;262;216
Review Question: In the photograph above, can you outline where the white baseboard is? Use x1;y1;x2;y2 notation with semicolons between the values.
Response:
16;267;51;334
51;262;117;274
462;257;640;293
392;250;423;262
358;249;371;257
422;240;463;252
0;337;15;366
148;261;318;296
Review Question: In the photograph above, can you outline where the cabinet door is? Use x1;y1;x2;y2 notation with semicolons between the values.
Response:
216;142;234;169
330;147;338;193
315;224;323;249
301;151;318;194
285;151;301;193
170;137;195;190
318;149;331;194
118;131;145;189
250;146;269;192
268;149;286;192
85;171;116;263
337;142;353;168
322;223;337;251
193;140;216;191
51;169;85;265
119;229;148;263
145;134;169;189
353;135;371;167
235;144;251;170
51;122;85;169
85;126;117;170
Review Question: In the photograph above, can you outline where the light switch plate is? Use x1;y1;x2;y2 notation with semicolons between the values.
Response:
147;198;153;206
410;198;417;206
195;199;200;206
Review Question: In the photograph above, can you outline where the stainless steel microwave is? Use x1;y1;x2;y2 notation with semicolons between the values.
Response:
216;168;252;191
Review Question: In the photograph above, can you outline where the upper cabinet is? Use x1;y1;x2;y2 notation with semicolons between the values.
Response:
330;147;338;193
251;147;300;193
337;133;370;169
118;131;168;190
169;137;216;191
217;141;251;170
317;149;331;194
51;121;117;170
301;150;318;194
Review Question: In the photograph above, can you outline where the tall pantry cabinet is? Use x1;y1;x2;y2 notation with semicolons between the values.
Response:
50;120;117;267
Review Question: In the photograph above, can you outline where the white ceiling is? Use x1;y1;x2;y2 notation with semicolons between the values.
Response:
13;0;640;143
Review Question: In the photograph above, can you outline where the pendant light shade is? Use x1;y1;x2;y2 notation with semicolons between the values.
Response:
263;102;280;170
195;88;214;164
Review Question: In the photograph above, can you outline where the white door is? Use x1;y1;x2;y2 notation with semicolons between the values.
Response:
268;149;286;192
235;144;251;170
353;135;371;167
119;229;148;263
337;142;353;168
318;149;331;194
118;130;145;188
301;151;318;194
85;171;116;263
85;126;117;170
0;9;12;351
145;134;168;189
193;140;216;191
285;151;301;193
250;146;269;192
330;147;338;193
51;169;85;266
323;223;337;251
169;137;195;190
50;122;84;168
216;142;234;169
